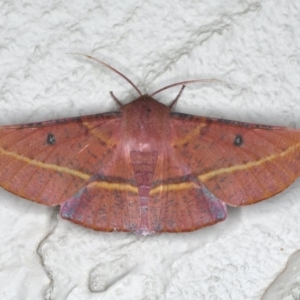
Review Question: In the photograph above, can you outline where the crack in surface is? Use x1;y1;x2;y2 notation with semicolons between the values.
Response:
36;207;60;300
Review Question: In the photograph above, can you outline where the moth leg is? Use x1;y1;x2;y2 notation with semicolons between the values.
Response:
110;91;123;108
169;85;186;109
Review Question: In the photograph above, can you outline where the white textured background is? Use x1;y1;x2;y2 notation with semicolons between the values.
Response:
1;1;300;300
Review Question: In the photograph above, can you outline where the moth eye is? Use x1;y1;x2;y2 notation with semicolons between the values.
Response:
47;133;56;145
233;134;243;146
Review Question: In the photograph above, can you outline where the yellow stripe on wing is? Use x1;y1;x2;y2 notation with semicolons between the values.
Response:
172;123;206;146
89;181;138;193
150;182;195;196
82;121;117;147
199;141;300;182
0;146;138;193
150;142;300;195
0;146;90;180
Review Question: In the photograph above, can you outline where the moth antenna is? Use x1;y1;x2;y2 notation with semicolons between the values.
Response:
68;53;143;97
169;85;185;109
150;79;220;97
110;91;123;108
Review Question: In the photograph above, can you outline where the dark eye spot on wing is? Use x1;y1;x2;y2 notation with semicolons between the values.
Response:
47;133;56;145
233;134;243;146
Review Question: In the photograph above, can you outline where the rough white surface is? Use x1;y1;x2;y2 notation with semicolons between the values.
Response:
1;1;300;299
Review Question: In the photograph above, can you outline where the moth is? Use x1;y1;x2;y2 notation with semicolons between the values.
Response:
1;55;300;235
